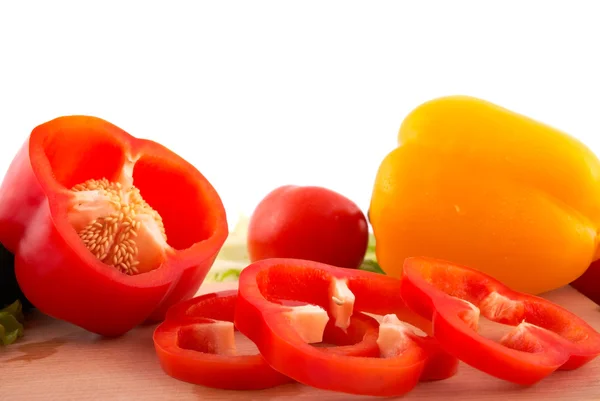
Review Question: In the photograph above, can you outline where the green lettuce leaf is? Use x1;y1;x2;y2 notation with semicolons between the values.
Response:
358;259;385;274
0;300;24;346
206;268;243;282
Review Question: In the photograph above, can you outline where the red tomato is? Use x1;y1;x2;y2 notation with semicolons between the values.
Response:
247;186;369;269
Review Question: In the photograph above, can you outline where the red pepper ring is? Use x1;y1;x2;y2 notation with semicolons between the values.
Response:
153;290;383;390
234;258;459;397
400;256;600;386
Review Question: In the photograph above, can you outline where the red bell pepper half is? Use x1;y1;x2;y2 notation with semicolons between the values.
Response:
234;258;459;397
153;289;383;390
0;116;228;336
400;256;600;385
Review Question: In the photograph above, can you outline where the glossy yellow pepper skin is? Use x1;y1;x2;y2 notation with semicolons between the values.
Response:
369;96;600;294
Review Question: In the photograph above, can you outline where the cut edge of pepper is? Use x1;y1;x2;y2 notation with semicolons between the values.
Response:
26;115;228;287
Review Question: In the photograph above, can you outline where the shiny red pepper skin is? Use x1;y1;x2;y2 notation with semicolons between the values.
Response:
0;116;228;336
400;256;600;385
234;258;458;397
154;290;384;390
571;259;600;305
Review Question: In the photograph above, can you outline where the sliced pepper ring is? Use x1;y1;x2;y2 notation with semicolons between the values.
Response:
400;256;600;385
234;258;459;397
154;289;383;390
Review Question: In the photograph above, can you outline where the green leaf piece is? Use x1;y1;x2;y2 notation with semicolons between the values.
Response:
0;300;25;346
206;268;243;282
359;259;385;275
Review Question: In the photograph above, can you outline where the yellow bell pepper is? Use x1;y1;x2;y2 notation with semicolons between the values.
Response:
369;95;600;294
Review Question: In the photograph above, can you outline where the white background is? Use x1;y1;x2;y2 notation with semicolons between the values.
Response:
1;1;599;230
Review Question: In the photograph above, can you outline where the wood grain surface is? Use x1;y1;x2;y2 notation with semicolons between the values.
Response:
1;274;600;400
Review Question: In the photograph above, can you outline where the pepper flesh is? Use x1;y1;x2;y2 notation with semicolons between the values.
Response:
0;116;228;336
571;259;600;305
369;95;600;294
234;258;458;397
400;256;600;385
154;290;383;390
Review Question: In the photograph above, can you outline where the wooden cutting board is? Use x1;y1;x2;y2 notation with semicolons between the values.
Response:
1;270;600;400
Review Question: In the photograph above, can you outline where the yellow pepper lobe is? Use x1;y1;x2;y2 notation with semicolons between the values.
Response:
370;96;600;295
68;177;171;275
